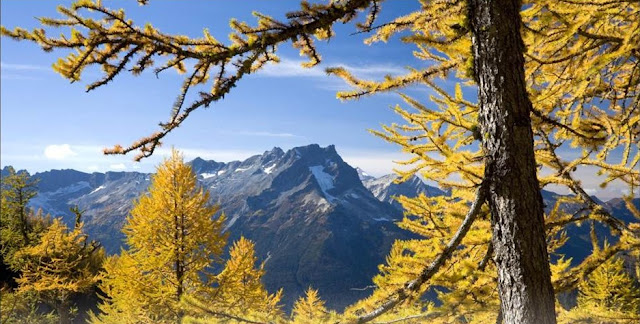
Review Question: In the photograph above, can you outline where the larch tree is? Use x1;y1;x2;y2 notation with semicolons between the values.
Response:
92;150;227;324
1;166;53;295
291;288;336;324
182;237;283;324
0;286;59;324
2;0;639;323
1;167;41;269
558;253;640;323
94;152;279;324
15;218;104;323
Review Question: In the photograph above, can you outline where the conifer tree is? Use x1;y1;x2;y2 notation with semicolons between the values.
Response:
92;149;227;323
0;287;59;324
578;256;640;314
15;218;104;323
558;255;640;324
1;167;51;287
291;288;334;324
1;167;39;266
182;237;283;323
2;1;639;323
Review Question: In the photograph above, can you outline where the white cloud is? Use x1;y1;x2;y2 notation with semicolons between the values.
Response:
258;59;326;78
1;62;51;81
1;74;43;81
86;165;100;172
257;58;405;79
0;62;49;71
44;144;78;160
109;163;127;170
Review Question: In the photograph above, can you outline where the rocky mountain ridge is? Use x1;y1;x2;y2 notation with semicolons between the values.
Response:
2;144;637;310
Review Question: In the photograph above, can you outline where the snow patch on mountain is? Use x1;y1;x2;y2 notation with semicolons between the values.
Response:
302;191;332;212
309;165;336;202
235;167;250;173
90;185;106;194
263;163;277;174
200;173;216;179
355;167;374;181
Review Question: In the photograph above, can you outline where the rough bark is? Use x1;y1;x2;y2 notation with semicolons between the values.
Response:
57;299;70;324
467;0;557;323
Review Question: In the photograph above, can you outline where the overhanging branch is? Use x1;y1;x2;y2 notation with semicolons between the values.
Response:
351;180;488;323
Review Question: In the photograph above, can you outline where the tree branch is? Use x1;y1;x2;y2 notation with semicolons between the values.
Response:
351;181;488;323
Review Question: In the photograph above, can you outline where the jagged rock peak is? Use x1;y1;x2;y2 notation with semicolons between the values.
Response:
189;157;225;174
355;167;374;181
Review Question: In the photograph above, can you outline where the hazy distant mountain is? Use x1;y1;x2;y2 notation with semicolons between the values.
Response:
539;190;639;264
361;173;445;210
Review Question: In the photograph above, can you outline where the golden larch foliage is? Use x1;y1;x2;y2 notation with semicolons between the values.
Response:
16;218;104;322
182;237;283;323
92;149;227;323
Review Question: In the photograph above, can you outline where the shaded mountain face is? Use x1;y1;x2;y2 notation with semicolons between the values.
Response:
194;144;409;310
540;190;640;266
19;145;409;311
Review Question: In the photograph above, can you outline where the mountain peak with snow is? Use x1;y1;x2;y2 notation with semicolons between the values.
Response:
355;167;374;181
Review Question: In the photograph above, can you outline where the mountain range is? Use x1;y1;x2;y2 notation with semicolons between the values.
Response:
2;144;637;311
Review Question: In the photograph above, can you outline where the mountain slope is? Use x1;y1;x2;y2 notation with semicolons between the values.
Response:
19;145;409;310
361;173;445;210
7;145;637;311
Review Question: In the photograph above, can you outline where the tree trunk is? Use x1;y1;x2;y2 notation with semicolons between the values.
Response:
58;299;70;324
467;1;557;323
18;189;29;245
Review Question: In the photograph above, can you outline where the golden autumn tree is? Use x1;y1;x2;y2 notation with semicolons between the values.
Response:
291;288;336;324
338;1;640;322
2;1;639;323
182;237;283;324
15;218;104;323
92;149;227;324
1;167;51;277
0;287;59;324
558;254;640;324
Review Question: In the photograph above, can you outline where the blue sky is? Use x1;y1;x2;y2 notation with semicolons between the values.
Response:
0;1;628;199
1;1;422;174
